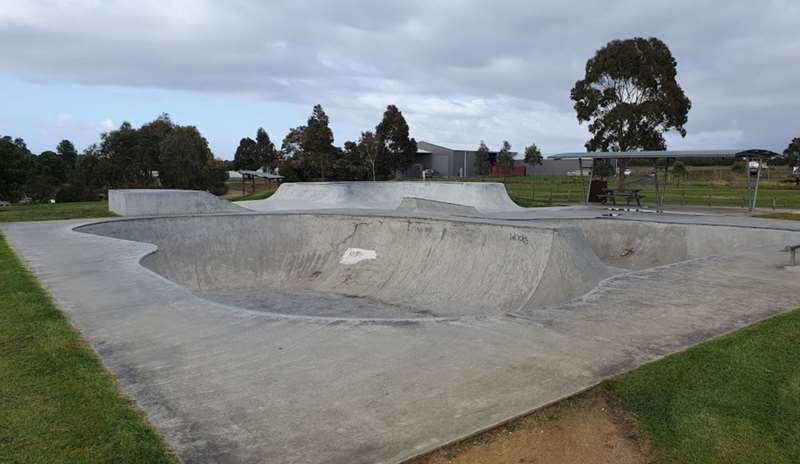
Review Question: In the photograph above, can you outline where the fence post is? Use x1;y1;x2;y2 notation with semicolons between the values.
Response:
531;177;534;203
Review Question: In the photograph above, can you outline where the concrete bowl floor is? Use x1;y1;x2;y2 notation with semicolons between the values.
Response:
3;208;800;464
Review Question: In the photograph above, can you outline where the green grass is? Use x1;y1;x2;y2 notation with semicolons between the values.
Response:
606;309;800;463
227;188;277;202
754;212;800;221
0;233;176;464
0;201;115;223
431;174;800;209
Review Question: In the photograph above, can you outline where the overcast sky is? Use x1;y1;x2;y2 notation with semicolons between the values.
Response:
1;0;798;158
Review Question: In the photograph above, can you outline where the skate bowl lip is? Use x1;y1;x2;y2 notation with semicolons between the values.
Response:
72;210;800;324
78;207;800;233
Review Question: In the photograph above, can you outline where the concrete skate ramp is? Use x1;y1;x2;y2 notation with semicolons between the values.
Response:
576;219;800;270
239;181;520;213
109;189;247;216
78;214;609;319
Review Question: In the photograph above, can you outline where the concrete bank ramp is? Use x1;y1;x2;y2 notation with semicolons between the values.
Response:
395;197;480;215
78;215;610;319
109;189;247;217
238;181;520;213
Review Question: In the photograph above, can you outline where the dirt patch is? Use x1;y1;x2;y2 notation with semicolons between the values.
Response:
405;387;652;464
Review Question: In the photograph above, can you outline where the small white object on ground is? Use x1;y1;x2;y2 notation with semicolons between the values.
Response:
340;248;377;265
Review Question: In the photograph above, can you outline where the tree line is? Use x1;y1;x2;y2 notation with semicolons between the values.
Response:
0;104;421;203
232;104;418;182
1;114;226;203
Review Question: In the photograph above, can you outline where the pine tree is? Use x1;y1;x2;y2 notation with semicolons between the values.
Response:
474;141;491;176
375;105;417;179
303;105;335;180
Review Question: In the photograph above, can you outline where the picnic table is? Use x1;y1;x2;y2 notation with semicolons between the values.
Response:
598;188;644;207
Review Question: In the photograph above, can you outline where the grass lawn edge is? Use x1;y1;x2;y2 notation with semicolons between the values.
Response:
0;232;177;463
406;306;800;464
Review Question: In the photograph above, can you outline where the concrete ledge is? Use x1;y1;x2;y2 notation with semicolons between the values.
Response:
109;189;247;217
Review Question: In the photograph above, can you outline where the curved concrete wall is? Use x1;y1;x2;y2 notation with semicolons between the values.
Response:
576;219;800;269
78;215;800;318
239;181;521;212
78;215;610;317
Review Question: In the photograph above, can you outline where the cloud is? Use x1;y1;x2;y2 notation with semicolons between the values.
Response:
36;113;116;151
1;0;799;153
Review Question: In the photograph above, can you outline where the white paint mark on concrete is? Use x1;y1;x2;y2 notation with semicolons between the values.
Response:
340;248;377;265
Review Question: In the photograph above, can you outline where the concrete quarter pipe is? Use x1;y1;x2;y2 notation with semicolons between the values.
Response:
239;181;521;212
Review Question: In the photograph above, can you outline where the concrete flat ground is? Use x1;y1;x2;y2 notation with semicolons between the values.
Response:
3;206;800;464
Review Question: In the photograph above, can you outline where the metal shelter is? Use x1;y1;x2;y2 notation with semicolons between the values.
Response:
238;170;284;196
548;149;779;213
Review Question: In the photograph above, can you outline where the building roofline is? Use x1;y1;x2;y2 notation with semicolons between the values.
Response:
549;149;779;160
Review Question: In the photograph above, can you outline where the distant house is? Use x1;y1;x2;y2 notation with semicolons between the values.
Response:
411;141;518;178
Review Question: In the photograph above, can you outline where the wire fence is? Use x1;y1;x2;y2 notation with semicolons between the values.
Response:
431;172;800;210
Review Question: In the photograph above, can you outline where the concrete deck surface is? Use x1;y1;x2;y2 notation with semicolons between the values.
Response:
2;205;800;464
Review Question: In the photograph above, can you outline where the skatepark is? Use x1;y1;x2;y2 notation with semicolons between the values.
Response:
3;181;800;463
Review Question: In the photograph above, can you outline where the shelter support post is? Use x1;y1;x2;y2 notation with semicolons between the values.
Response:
584;158;593;204
752;161;762;211
653;159;661;213
661;157;672;213
745;155;752;212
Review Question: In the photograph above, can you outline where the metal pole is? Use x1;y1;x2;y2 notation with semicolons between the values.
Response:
661;158;669;212
653;159;661;213
463;151;467;178
745;155;751;212
752;160;762;210
585;158;593;204
578;158;586;203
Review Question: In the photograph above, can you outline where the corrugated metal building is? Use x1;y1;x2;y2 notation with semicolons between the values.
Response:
411;141;591;178
412;141;518;177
